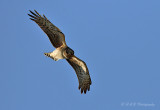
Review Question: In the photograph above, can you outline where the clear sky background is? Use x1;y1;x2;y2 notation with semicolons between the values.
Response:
0;0;160;110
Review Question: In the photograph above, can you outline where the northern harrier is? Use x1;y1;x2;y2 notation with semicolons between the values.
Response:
28;10;92;94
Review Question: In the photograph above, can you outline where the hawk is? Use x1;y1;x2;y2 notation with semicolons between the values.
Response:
28;10;92;94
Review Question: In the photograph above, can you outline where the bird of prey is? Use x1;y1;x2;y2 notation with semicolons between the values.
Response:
28;10;92;94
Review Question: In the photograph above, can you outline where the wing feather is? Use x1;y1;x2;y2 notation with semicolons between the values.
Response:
66;56;92;94
28;10;66;48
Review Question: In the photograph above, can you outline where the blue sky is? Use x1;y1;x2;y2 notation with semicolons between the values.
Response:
0;0;160;110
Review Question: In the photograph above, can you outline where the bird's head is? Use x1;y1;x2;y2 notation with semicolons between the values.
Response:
64;47;74;59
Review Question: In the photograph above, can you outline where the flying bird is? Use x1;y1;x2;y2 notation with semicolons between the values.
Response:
28;10;92;94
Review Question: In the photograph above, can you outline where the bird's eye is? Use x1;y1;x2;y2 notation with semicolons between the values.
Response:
66;49;69;54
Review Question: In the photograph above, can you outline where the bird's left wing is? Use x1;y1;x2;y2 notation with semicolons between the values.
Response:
28;10;66;48
66;55;92;94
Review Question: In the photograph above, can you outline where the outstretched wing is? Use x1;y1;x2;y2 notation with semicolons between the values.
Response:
28;10;66;48
66;55;92;94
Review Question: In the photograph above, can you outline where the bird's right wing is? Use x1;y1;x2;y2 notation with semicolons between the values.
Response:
28;10;66;48
66;55;92;94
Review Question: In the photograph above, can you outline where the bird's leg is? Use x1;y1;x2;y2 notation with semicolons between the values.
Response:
44;52;52;57
44;52;58;61
44;49;64;61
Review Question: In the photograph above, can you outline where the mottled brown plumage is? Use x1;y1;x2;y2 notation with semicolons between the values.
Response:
28;10;66;48
67;56;91;94
28;10;91;94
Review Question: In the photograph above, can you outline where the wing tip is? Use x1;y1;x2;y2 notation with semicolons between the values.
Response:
34;10;42;17
79;84;91;94
28;10;38;21
28;10;48;22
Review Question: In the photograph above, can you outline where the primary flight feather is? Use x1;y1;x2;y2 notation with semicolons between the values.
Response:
28;10;92;94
